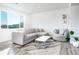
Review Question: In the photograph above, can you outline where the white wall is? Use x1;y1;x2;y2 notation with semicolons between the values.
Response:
70;6;79;35
30;8;70;34
0;29;15;42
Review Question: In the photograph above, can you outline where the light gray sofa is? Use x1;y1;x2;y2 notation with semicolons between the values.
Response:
12;28;49;45
52;29;70;41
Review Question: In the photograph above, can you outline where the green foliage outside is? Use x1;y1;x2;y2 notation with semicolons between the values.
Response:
1;22;24;29
1;24;7;28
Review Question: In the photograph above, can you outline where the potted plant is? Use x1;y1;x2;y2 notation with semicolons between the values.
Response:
69;31;74;38
68;31;74;42
70;31;74;35
70;31;79;41
74;37;79;41
69;31;79;47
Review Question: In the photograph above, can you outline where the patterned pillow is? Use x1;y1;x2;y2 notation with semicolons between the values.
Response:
54;29;59;34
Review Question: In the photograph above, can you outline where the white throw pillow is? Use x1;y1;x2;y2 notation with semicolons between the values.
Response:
60;29;64;35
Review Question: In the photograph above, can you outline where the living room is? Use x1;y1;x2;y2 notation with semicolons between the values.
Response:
0;3;79;55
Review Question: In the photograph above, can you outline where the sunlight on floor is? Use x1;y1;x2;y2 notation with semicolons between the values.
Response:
0;48;10;55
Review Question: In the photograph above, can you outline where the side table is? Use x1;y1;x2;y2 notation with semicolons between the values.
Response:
70;35;79;47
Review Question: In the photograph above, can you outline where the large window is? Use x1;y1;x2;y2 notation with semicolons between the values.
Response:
1;11;7;28
19;16;24;28
0;11;24;29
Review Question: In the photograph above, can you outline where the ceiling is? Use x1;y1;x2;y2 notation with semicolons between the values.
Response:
0;3;69;14
71;3;79;6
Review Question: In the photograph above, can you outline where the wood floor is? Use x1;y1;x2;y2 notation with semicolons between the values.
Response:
60;42;79;55
0;40;11;51
0;40;79;55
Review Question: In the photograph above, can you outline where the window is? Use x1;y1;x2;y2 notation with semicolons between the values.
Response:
0;11;24;29
8;12;19;28
1;11;7;28
19;16;24;28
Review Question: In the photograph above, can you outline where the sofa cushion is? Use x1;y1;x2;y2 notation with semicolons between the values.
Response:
54;29;59;34
26;33;38;37
37;32;49;36
40;29;44;32
35;28;40;32
23;33;38;44
25;29;35;34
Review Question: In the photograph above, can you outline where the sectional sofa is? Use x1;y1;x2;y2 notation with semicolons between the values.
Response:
12;28;70;45
12;28;49;45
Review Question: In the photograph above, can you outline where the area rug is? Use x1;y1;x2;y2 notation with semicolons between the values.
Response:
8;39;61;55
27;44;61;55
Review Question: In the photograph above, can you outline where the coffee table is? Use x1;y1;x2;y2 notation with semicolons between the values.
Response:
35;36;51;42
35;36;52;48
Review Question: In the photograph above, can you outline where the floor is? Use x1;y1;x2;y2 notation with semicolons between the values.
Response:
0;40;11;51
8;39;61;55
60;42;79;55
0;39;79;55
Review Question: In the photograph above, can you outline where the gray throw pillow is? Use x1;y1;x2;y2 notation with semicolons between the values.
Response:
54;29;59;34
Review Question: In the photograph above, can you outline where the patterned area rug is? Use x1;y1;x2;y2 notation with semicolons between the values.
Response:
1;40;79;55
8;39;61;55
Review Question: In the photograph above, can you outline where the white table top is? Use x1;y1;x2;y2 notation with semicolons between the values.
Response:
35;36;51;42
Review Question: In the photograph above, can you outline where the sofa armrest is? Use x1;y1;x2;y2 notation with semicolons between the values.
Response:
53;34;66;41
12;32;24;45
